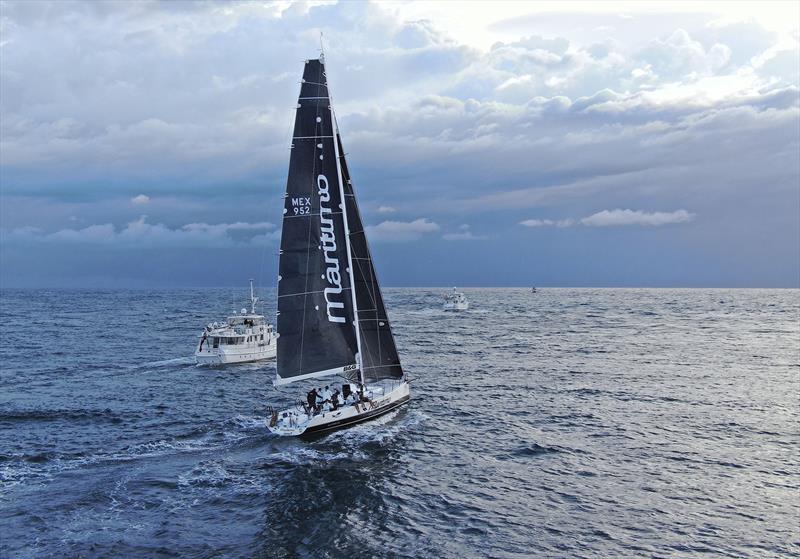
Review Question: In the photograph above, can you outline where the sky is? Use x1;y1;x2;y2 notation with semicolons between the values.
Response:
0;0;798;288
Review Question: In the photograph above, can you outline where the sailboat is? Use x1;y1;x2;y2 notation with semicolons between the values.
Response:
267;53;410;437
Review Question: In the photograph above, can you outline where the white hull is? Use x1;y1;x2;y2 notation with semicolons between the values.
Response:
443;302;469;311
195;343;276;365
268;382;410;437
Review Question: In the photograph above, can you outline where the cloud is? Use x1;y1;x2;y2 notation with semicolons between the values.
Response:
580;209;694;226
0;3;797;287
131;194;150;205
519;210;694;228
1;5;796;218
442;223;488;241
365;218;439;242
6;216;276;247
519;218;575;228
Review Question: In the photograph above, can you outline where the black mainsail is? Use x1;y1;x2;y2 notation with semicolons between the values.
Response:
276;58;358;384
276;57;403;386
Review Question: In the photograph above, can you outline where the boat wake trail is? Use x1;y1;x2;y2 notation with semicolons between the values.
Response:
134;356;194;369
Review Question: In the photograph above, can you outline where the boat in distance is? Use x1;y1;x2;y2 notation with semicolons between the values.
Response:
443;287;469;311
195;280;276;365
267;52;410;437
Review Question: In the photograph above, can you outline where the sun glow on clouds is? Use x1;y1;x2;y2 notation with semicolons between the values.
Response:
388;1;800;50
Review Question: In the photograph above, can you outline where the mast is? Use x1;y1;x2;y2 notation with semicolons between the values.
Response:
324;40;365;387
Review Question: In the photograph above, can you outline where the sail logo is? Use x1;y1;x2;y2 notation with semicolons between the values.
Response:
317;174;346;323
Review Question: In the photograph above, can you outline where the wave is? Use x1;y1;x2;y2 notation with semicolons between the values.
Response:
0;408;126;423
0;413;272;489
500;442;587;459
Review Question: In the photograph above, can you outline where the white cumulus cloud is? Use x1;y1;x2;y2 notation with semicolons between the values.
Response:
131;194;150;205
442;223;488;241
519;218;575;228
580;208;694;226
365;218;439;242
6;216;276;247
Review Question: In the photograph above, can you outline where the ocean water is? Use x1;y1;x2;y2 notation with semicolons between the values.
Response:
0;288;798;558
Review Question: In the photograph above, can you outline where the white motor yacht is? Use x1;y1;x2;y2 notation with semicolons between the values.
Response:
443;287;469;311
195;280;277;365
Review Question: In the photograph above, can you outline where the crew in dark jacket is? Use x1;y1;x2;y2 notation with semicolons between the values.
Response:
307;389;318;413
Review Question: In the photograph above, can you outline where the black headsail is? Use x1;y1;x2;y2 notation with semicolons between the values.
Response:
336;129;405;382
276;58;359;385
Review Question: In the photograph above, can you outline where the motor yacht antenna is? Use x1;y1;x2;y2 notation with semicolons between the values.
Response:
249;278;258;314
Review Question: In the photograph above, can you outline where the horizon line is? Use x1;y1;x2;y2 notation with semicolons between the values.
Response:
1;285;798;290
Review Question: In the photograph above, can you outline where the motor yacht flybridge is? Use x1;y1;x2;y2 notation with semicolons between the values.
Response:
267;53;409;437
195;280;276;365
443;288;469;311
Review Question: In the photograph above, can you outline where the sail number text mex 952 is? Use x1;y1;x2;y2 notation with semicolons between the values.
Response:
291;197;311;215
